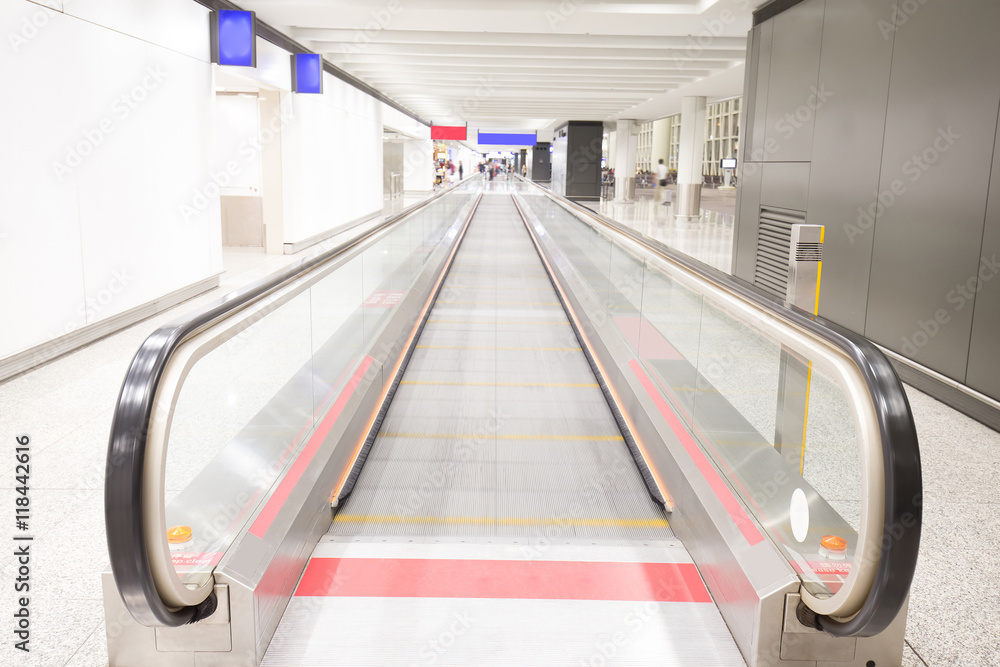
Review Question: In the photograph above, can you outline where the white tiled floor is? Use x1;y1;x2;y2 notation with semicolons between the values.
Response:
0;185;995;666
583;185;737;272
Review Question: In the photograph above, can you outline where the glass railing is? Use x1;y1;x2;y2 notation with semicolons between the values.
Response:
512;179;921;637
106;183;478;626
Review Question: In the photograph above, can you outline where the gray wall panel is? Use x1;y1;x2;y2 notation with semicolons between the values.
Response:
530;143;551;181
741;25;761;159
762;0;825;163
864;0;1000;381
966;112;1000;398
734;162;764;282
749;21;773;159
732;27;758;276
551;126;569;196
566;122;604;200
760;162;810;211
807;0;896;333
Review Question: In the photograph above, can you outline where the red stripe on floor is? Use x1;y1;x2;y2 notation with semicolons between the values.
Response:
629;359;765;547
249;356;375;538
295;557;711;603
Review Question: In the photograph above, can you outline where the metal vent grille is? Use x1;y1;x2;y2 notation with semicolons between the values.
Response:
754;206;806;298
795;242;823;262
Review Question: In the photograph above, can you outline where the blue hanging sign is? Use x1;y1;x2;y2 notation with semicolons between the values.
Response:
292;53;323;94
211;10;256;67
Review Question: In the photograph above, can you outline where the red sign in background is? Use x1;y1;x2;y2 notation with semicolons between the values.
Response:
431;125;467;141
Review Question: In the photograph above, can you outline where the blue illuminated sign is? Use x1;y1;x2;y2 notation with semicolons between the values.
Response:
478;132;537;146
211;10;256;67
292;54;323;94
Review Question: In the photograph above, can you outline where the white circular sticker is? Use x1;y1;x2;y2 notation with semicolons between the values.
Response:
790;488;810;543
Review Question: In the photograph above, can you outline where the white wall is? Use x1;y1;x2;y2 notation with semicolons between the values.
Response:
280;74;383;244
1;0;411;361
403;139;435;193
0;0;221;360
382;104;429;141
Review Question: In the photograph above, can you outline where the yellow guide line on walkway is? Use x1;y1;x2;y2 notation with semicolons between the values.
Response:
379;432;624;442
400;381;599;388
443;286;555;291
333;515;670;528
415;345;581;352
426;320;571;325
436;301;562;306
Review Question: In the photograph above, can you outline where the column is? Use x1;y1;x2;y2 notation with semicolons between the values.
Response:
403;138;435;193
259;89;285;254
676;96;707;221
613;119;638;202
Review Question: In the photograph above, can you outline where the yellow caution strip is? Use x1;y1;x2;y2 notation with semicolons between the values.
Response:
379;432;624;442
400;381;599;388
333;515;670;529
427;320;572;325
443;286;555;291
415;345;581;352
436;301;562;306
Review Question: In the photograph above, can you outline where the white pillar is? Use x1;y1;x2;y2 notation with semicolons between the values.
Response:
403;138;435;193
614;119;638;202
259;89;285;254
676;96;707;221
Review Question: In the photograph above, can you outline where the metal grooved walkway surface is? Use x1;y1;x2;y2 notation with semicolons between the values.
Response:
332;193;671;540
261;192;746;667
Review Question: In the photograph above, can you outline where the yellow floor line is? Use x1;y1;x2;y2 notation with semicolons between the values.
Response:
426;320;572;325
436;301;562;306
415;345;581;352
442;286;555;291
333;515;670;528
400;381;599;388
379;432;624;442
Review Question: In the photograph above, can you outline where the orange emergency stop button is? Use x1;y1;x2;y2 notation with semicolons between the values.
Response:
167;525;193;544
821;535;847;553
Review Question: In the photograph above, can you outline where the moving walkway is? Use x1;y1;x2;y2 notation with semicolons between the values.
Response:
104;177;921;666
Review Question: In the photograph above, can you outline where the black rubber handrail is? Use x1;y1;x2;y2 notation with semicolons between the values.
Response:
105;181;475;627
514;176;922;638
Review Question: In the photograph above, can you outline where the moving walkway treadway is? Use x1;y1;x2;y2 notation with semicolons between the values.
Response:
103;177;922;667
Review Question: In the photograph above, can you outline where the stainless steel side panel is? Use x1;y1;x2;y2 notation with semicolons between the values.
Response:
518;193;902;666
104;201;472;666
520;200;806;666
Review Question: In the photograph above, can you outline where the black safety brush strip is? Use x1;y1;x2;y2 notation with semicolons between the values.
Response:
510;193;667;508
337;193;484;502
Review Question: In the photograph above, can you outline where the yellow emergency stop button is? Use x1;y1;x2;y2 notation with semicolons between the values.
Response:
167;525;193;544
